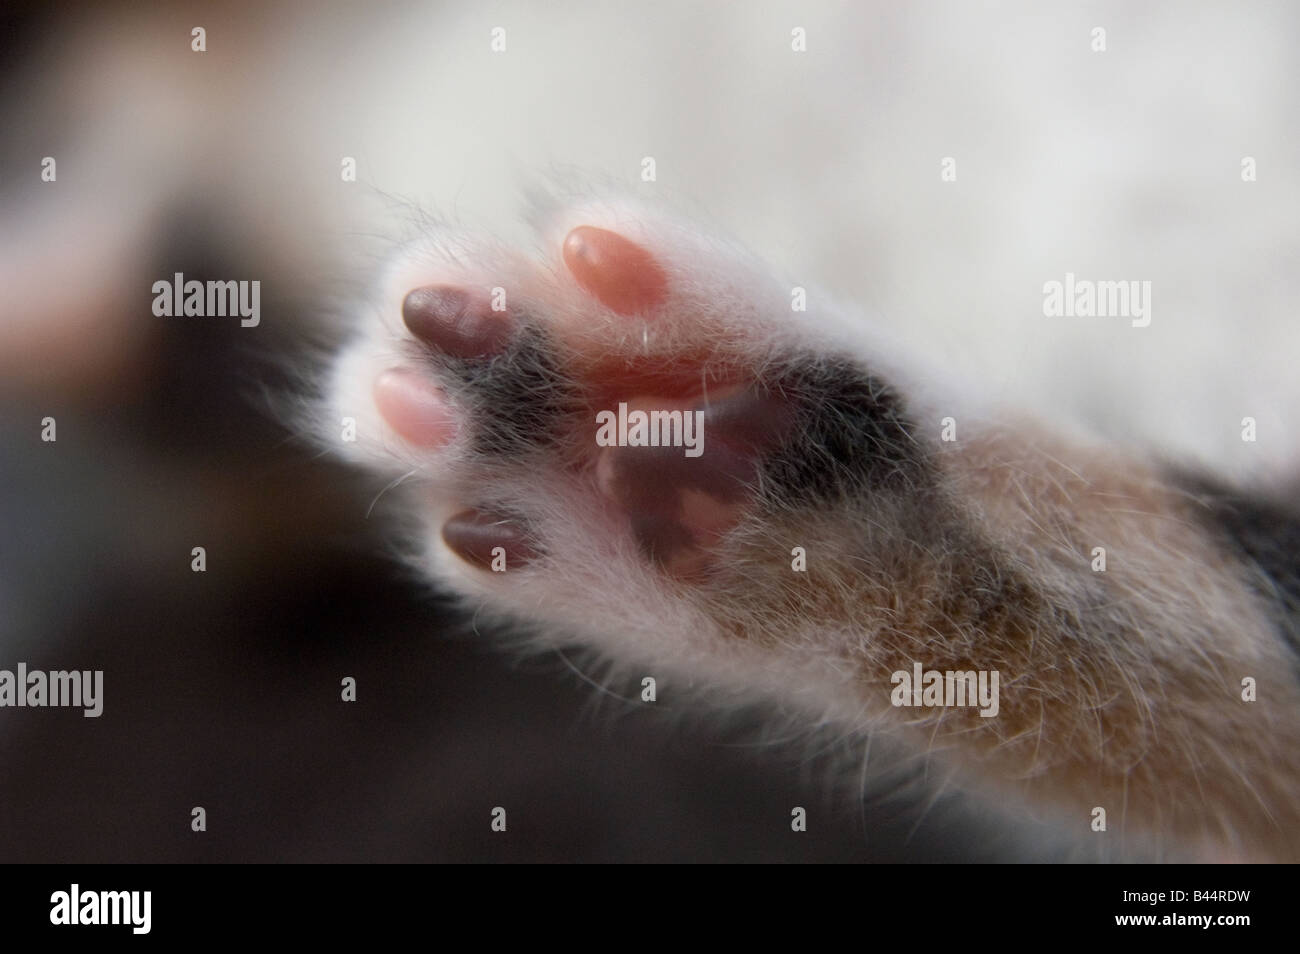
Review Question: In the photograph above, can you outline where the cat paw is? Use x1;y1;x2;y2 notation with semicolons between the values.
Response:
327;199;926;607
322;196;1300;862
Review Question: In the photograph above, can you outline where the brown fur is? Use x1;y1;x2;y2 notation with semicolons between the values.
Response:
690;420;1300;860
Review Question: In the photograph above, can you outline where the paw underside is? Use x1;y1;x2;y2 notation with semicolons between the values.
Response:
348;219;927;583
330;205;1300;861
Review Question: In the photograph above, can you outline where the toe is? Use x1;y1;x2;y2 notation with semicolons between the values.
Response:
441;509;539;570
562;226;668;315
402;285;511;359
373;368;458;447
